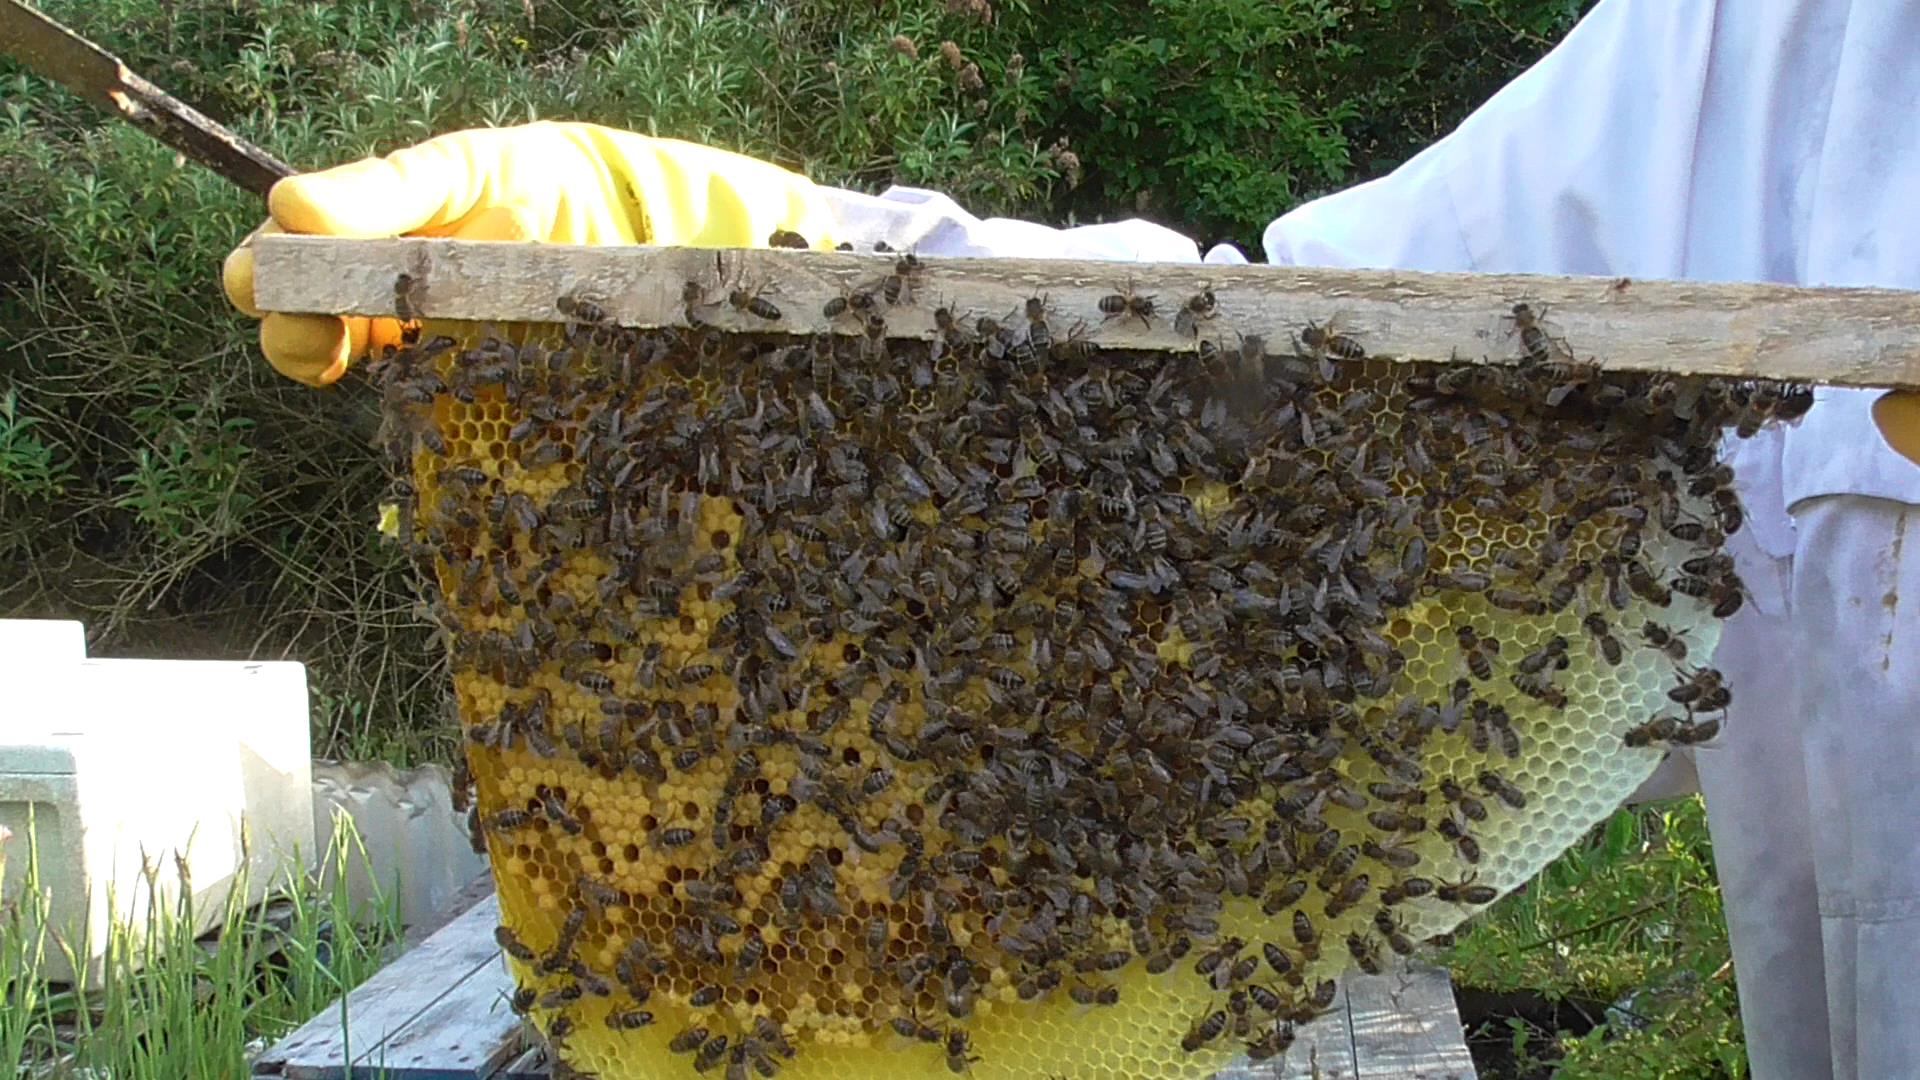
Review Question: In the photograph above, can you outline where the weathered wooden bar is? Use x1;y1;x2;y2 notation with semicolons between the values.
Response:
252;234;1920;389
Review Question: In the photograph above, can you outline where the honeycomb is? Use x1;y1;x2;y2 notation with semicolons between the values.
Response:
376;282;1799;1079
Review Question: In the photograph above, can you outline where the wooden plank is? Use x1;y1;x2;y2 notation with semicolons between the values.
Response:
251;234;1920;389
1215;979;1358;1080
355;953;524;1080
1346;968;1477;1080
254;893;523;1079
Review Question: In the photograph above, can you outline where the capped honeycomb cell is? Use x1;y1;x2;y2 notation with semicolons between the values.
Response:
380;304;1802;1080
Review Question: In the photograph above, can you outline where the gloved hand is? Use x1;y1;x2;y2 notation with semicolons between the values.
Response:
222;122;839;386
1874;392;1920;467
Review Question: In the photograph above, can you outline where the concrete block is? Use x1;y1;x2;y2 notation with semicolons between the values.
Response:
0;646;314;982
311;759;488;929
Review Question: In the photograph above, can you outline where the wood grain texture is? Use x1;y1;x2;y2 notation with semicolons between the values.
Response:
253;893;527;1079
1212;967;1474;1080
251;234;1920;388
1346;969;1477;1080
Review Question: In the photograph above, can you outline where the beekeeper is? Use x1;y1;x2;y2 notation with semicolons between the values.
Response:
222;1;1920;1076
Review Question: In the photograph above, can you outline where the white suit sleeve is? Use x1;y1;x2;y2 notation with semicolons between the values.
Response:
1263;0;1726;277
821;186;1205;264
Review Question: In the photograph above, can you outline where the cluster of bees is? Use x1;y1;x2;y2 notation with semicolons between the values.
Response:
373;254;1808;1079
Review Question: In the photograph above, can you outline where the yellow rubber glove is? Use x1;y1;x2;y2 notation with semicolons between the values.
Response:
223;122;839;387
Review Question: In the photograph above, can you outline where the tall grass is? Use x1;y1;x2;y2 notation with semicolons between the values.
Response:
0;811;402;1078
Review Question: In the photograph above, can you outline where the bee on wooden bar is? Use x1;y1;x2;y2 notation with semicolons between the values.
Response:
1098;279;1157;329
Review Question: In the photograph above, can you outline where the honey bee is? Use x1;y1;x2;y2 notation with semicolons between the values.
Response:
1623;714;1684;747
694;1034;732;1073
1346;931;1384;975
1438;777;1489;822
1173;289;1218;338
1262;879;1308;916
1298;317;1365;361
1368;780;1429;805
488;808;533;833
1711;487;1745;535
607;1009;655;1030
1195;937;1246;979
670;1025;712;1055
557;291;607;325
1260;942;1296;979
728;285;782;321
823;282;876;320
1098;280;1157;329
1366;809;1424;833
1374;910;1417;956
1516;634;1569;675
1437;814;1482;863
1668;665;1731;712
889;252;925;300
1323;874;1372;919
1361;838;1422;869
1506;302;1568;363
1436;873;1499;905
1434;569;1492;593
767;228;810;248
943;1028;978;1074
1181;1007;1229;1053
1671;715;1723;745
1245;1021;1297;1061
494;924;536;961
1620;558;1672;608
1478;770;1528;809
1510;670;1569;710
1583;612;1624;665
891;1015;944;1043
393;272;424;321
1546;562;1591;612
1455;624;1500;680
1291;911;1320;960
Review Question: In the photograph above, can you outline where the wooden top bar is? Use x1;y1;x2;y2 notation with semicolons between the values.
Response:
250;234;1920;390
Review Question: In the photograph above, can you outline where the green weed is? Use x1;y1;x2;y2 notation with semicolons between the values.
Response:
0;812;402;1078
1444;796;1745;1079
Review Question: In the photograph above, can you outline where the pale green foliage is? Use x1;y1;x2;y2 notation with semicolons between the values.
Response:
1444;797;1746;1079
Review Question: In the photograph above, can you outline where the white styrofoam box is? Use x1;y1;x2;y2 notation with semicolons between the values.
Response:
0;619;87;666
312;759;488;928
0;655;314;981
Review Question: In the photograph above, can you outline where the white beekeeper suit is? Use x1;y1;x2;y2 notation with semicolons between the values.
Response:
820;2;1920;1077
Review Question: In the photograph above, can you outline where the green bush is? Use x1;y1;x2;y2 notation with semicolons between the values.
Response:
1445;798;1745;1079
0;0;1588;760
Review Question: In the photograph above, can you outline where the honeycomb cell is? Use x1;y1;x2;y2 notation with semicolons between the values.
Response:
387;313;1803;1079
